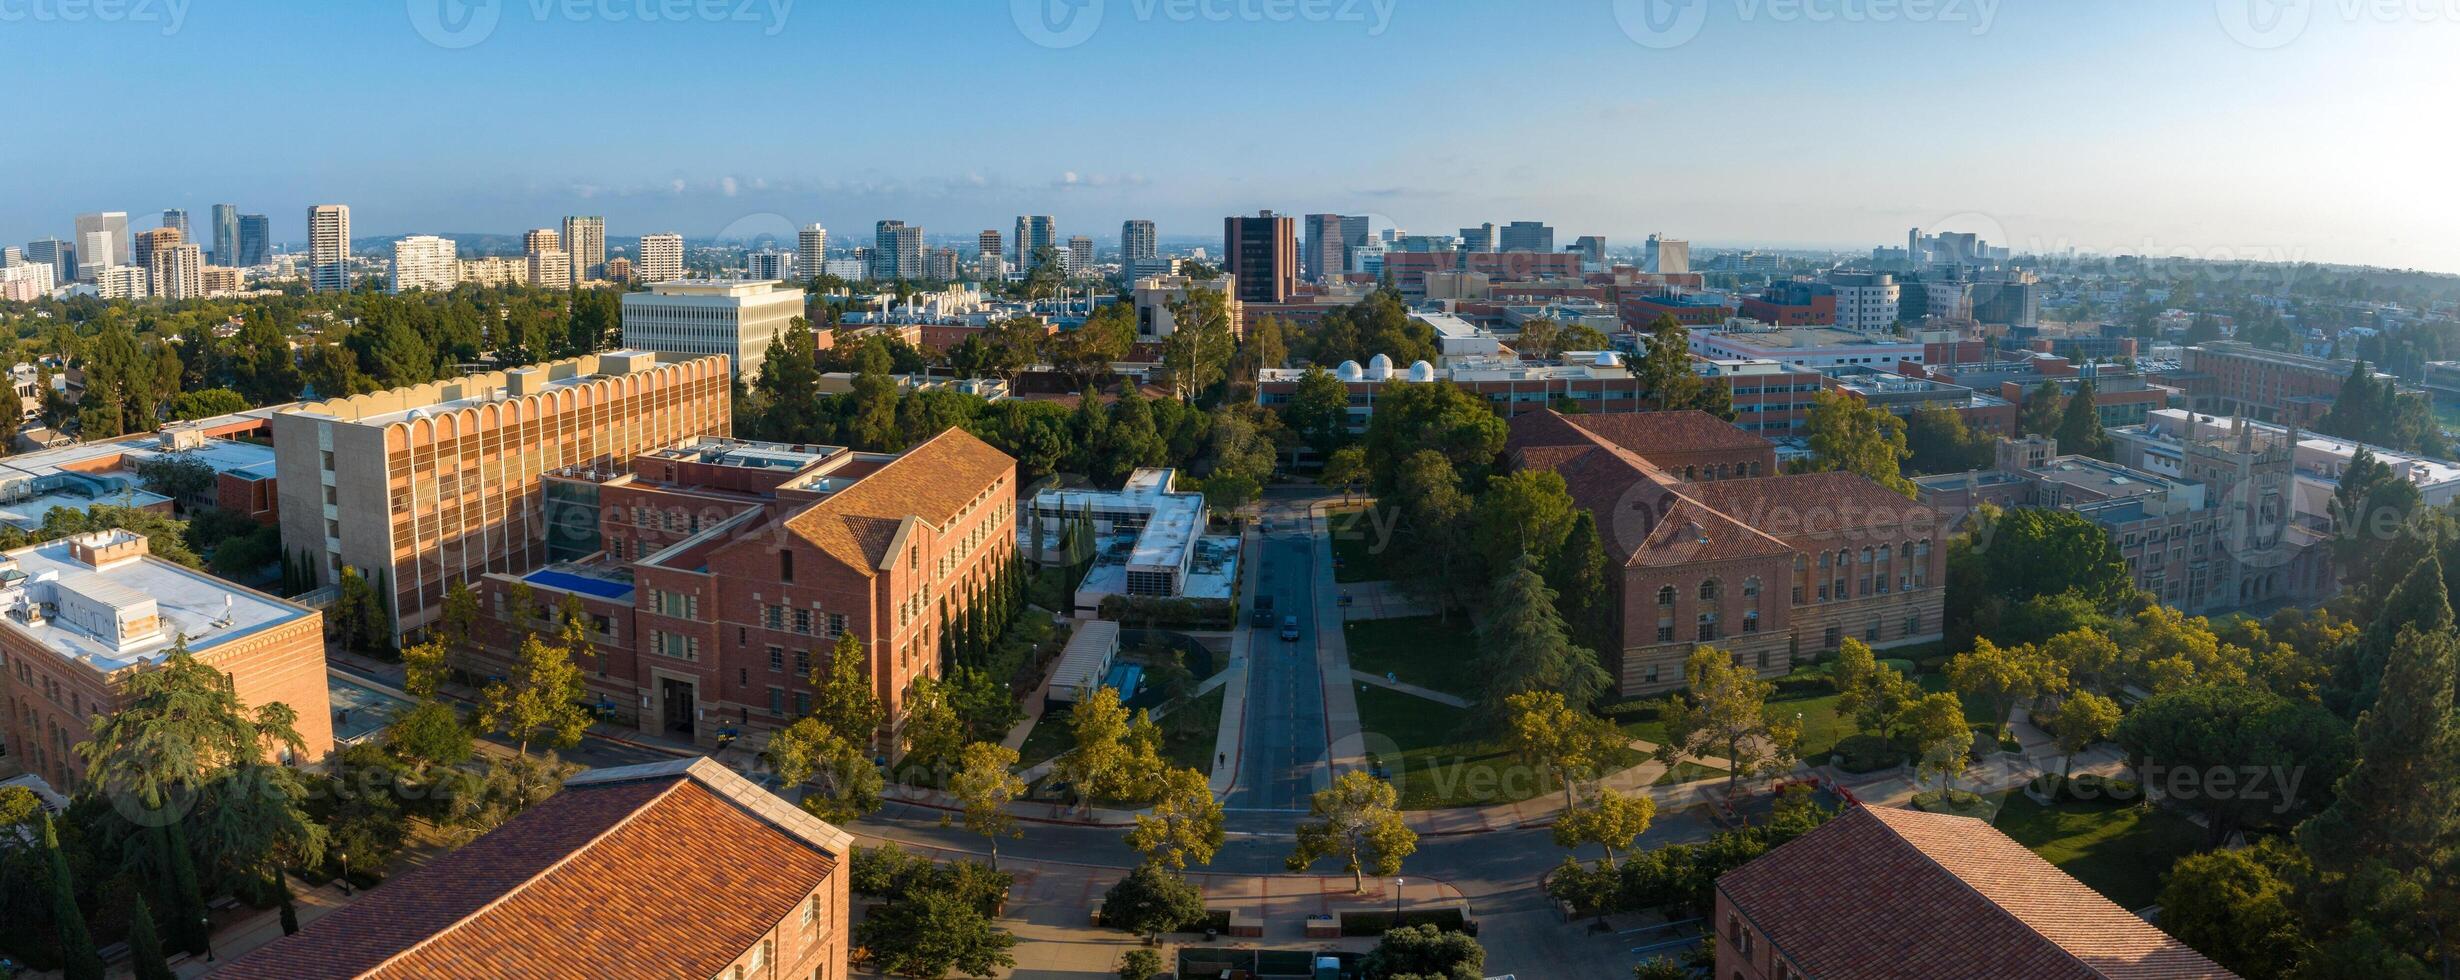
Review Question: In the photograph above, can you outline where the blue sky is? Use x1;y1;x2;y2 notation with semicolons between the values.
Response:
5;0;2455;271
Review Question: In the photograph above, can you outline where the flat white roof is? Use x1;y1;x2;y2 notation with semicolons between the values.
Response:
1049;619;1120;701
1;538;309;673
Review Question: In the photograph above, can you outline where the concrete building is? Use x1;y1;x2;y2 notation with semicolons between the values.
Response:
131;226;179;273
220;757;851;980
1508;409;1944;694
160;209;187;237
1715;805;2232;979
95;264;151;300
527;249;572;291
1305;213;1349;282
602;256;633;283
390;234;459;293
0;529;331;793
210;203;239;266
873;220;922;281
976;229;1004;279
1459;222;1497;253
1827;271;1900;332
1573;235;1607;270
1026;468;1237;615
1014;215;1055;271
272;351;734;639
562;215;606;280
0;262;54;302
1066;235;1095;277
620;280;806;379
1223;210;1296;304
1740;281;1838;326
1131;274;1243;343
1499;220;1554;253
456;256;529;288
1121;219;1157;269
1691;322;1937;372
149;242;204;301
746;249;794;282
24;239;74;286
636;232;685;284
237;213;271;267
72;211;129;281
523;227;561;255
798;224;828;283
1643;234;1689;275
308;204;351;292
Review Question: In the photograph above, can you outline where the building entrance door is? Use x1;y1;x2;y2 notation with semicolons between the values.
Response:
660;677;695;736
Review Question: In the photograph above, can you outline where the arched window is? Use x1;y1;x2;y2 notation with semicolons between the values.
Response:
1700;579;1720;602
1860;546;1874;565
1657;585;1676;607
1878;544;1892;563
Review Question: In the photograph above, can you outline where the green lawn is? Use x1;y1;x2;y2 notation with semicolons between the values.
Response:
1343;617;1479;698
1327;506;1399;583
1992;794;2207;911
1159;686;1227;772
1621;668;1984;771
1353;684;1639;810
1015;709;1077;770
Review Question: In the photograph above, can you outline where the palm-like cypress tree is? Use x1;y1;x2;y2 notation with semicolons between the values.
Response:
42;814;104;980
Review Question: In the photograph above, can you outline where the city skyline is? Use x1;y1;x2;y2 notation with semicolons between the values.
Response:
4;3;2455;272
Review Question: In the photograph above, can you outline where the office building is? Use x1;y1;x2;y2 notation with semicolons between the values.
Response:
637;232;685;283
872;220;922;281
1014;215;1055;271
272;351;734;638
237;213;271;267
73;211;130;280
1305;213;1349;281
1574;235;1607;270
746;249;794;281
95;265;151;300
160;208;187;238
391;235;459;293
562;215;606;280
528;249;572;291
621;280;806;379
131;226;179;272
221;758;850;980
0;247;17;267
1223;210;1296;304
1827;271;1901;332
1715;806;2229;980
1499;220;1554;253
150;242;204;301
1132;274;1243;342
797;224;828;282
25;239;74;285
210;203;239;266
1121;219;1157;268
1970;273;2042;327
0;529;332;793
975;230;1006;280
1459;222;1497;252
1643;234;1691;275
308;204;351;292
1066;235;1095;277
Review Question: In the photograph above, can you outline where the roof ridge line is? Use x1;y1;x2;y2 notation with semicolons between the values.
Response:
1876;807;2114;979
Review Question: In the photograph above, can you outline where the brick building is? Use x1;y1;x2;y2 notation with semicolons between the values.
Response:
1739;281;1837;326
1507;410;1946;695
2178;340;2405;426
0;530;330;792
219;757;852;980
1716;805;2234;979
470;429;1017;745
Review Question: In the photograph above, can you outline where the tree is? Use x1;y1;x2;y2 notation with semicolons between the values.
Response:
128;893;174;980
2020;380;2064;436
1905;403;1994;474
1634;315;1710;414
1945;638;2066;735
478;633;591;759
1552;787;1655;868
856;884;1019;979
2118;684;2353;843
1100;862;1207;943
1658;646;1800;794
2157;839;2313;980
1474;556;1612;723
1504;690;1622;807
1126;766;1225;871
1056;686;1135;810
2299;623;2458;875
1469;471;1577;576
400;638;449;700
41;814;103;980
767;716;884;824
1321;445;1370;503
1973;508;2133;608
2041;690;2121;787
1361;381;1506;493
2053;381;2108;458
1388;451;1479;614
1288;771;1418;892
1794;388;1914;496
900;675;968;773
2343;553;2453;715
1905;692;1973;796
1045;301;1134;390
384;699;473;776
1118;947;1164;980
1363;923;1485;980
947;742;1027;870
1161;284;1235;402
439;580;481;647
1282;365;1353;457
812;634;884;747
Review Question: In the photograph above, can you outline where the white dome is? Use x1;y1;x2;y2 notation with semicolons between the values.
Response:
1336;360;1364;382
1365;353;1394;381
1408;360;1437;382
1596;350;1621;367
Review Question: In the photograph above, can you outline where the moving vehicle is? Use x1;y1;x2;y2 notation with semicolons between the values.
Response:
1280;615;1301;641
1252;593;1275;627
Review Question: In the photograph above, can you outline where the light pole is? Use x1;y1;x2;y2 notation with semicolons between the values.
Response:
200;913;214;962
1393;877;1404;922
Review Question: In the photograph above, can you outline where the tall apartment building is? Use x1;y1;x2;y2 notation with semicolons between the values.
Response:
1013;215;1055;272
620;280;807;379
523;227;562;255
391;235;459;293
237;213;271;267
1065;235;1095;277
95;264;151;300
456;256;529;288
925;247;960;282
0;529;332;793
1827;271;1901;332
637;232;685;283
1499;220;1554;253
1644;234;1691;275
746;249;794;281
797;224;828;282
602;256;633;283
1223;210;1296;304
562;215;607;280
872;221;922;280
73;211;130;281
132;226;180;272
528;249;573;290
1121;219;1157;268
308;204;352;292
210;203;239;266
1304;213;1348;282
272;351;734;638
150;242;204;300
975;229;1006;279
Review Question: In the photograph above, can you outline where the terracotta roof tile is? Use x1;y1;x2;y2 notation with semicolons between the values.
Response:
1682;472;1940;542
783;427;1015;573
1718;805;2236;980
1559;410;1775;456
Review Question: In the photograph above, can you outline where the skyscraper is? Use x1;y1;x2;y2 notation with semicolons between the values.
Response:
637;233;684;283
524;228;562;255
528;249;573;290
25;239;74;284
161;208;188;238
797;224;828;282
392;235;459;293
746;249;794;281
1304;213;1348;282
1499;220;1554;253
976;229;1006;279
73;211;130;281
562;216;607;281
1459;223;1497;252
1013;215;1055;271
308;204;351;292
1066;235;1095;277
1341;215;1370;250
210;204;239;266
1121;220;1157;265
873;220;922;280
237;214;271;267
151;242;204;300
1223;210;1296;304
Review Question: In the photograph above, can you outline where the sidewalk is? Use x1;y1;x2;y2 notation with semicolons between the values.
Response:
1208;523;1260;797
1349;670;1469;709
1308;502;1365;779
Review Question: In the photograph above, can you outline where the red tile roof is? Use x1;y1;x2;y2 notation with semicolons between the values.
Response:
1718;805;2236;980
1559;410;1775;457
783;427;1015;573
217;758;850;980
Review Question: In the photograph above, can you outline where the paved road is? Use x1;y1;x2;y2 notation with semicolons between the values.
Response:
1227;498;1332;812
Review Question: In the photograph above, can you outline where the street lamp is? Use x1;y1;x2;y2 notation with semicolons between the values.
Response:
1393;877;1404;922
200;913;214;962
